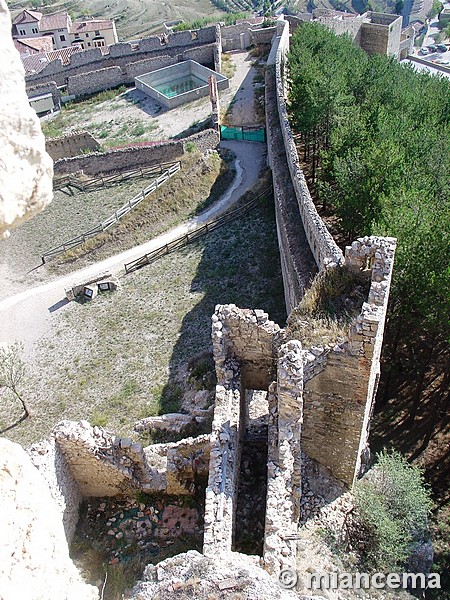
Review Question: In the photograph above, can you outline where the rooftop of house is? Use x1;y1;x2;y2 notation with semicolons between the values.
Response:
39;11;71;31
70;19;114;34
14;36;53;55
12;9;42;24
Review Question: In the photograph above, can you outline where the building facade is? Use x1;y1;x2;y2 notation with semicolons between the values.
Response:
12;10;118;51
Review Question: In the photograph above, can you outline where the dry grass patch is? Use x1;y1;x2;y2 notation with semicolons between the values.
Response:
2;193;285;447
286;265;370;347
0;151;233;299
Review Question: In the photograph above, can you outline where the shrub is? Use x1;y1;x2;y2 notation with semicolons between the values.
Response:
350;450;433;571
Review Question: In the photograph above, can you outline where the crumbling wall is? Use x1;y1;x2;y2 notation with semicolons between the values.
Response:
52;420;210;499
25;26;217;91
54;420;158;497
46;131;100;161
211;304;282;390
264;341;303;576
0;0;53;239
53;129;219;176
203;361;242;556
53;140;184;175
300;237;396;487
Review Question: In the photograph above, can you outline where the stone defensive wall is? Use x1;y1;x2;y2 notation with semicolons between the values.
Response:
53;129;220;176
25;25;218;93
46;131;100;161
271;18;344;278
266;20;318;314
204;235;395;571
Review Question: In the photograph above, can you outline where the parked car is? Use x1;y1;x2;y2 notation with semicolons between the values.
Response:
427;44;438;53
420;47;429;55
433;58;450;65
437;44;448;52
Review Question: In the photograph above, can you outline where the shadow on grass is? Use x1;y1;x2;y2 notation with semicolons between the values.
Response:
0;412;28;434
156;183;288;419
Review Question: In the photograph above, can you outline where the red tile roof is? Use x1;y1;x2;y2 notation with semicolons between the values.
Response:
14;36;53;54
12;10;42;25
70;19;114;34
46;45;83;65
39;12;71;32
21;52;48;75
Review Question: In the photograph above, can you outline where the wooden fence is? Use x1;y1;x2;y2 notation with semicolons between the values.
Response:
41;162;181;263
53;162;180;194
124;187;272;274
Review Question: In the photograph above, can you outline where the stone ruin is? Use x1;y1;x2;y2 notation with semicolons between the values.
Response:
0;2;399;595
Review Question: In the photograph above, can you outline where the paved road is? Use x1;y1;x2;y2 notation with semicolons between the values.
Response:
0;140;266;356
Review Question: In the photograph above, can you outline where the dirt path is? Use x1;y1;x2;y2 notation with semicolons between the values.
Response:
0;141;266;357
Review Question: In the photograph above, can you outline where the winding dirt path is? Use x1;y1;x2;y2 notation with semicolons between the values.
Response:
0;140;266;356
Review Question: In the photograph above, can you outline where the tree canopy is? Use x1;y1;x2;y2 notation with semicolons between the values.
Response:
288;23;450;336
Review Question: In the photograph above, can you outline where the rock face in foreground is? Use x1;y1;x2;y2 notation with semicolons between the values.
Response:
0;438;98;600
0;0;52;239
130;549;302;600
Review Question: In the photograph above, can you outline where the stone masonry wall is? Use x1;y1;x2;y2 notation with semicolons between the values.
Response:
301;236;397;487
273;19;344;272
203;360;242;556
125;55;178;80
53;140;183;175
211;303;282;390
266;23;317;314
67;66;124;97
264;341;303;576
25;26;217;91
46;131;100;161
53;420;211;499
53;129;219;176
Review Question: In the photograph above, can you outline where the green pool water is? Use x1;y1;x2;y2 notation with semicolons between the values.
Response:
155;74;207;98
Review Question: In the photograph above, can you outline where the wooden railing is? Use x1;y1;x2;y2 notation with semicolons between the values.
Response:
41;162;181;263
124;187;272;274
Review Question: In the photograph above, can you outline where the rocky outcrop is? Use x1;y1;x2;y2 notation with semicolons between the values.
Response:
0;438;98;600
130;550;300;599
0;0;52;239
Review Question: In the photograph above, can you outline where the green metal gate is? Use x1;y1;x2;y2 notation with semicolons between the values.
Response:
220;125;266;143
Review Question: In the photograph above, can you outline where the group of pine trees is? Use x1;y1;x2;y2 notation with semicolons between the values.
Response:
288;22;449;340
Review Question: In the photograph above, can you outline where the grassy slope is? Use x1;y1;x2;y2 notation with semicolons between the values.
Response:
0;151;232;297
2;193;286;447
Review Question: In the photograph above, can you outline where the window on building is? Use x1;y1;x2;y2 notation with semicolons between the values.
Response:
32;27;38;34
87;42;91;46
94;39;105;47
86;33;89;37
60;34;66;41
95;30;100;35
19;29;26;35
